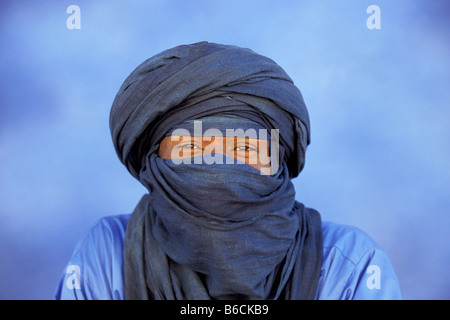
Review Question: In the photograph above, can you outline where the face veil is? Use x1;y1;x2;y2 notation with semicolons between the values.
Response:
110;42;323;300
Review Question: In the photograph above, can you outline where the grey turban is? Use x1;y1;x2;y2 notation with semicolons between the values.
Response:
109;41;311;179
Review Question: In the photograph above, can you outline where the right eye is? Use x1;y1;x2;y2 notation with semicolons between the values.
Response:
177;143;200;150
174;143;202;158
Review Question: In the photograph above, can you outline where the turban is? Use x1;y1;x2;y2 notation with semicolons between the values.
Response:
110;41;311;179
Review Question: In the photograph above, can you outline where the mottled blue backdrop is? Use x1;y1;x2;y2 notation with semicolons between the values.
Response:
1;0;449;299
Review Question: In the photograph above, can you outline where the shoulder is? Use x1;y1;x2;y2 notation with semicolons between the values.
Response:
317;221;401;300
74;213;130;266
54;214;130;300
321;220;382;264
71;214;130;258
87;214;130;243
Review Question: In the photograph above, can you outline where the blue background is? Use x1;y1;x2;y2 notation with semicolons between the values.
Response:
1;0;449;299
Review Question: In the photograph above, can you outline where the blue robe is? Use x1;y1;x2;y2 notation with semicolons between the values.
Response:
54;214;401;300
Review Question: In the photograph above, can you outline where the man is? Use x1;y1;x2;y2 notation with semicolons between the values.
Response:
55;42;401;300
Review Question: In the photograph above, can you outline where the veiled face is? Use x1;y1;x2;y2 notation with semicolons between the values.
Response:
158;135;271;175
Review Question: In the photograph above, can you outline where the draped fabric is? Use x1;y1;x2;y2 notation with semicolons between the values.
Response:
123;161;323;299
110;41;310;180
110;42;323;299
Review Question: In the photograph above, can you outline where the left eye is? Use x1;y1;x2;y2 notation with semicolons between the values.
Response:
177;143;201;150
235;145;256;152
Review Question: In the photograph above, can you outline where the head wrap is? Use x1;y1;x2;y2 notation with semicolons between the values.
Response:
109;42;323;300
110;41;310;179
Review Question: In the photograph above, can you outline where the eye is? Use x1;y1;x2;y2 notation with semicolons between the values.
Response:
177;143;201;150
235;145;249;151
176;143;203;156
234;144;258;153
173;142;202;158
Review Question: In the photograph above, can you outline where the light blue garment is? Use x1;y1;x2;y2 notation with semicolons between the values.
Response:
54;214;401;300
